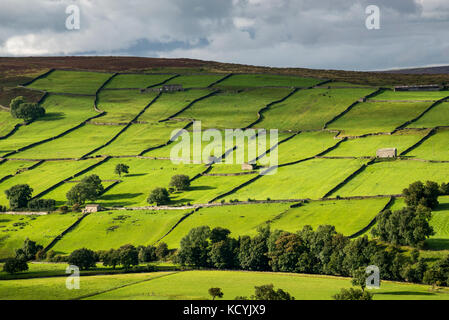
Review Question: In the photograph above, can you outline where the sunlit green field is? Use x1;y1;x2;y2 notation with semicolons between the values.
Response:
27;70;112;95
405;128;449;160
104;74;173;89
51;210;190;254
408;102;449;128
258;88;374;131
0;110;22;136
215;74;322;88
162;74;225;88
374;90;449;101
327;101;432;136
0;213;81;258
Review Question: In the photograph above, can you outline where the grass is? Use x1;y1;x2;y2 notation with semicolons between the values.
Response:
162;75;225;88
104;74;174;89
161;203;292;248
94;121;191;156
51;210;191;255
0;271;174;300
270;131;338;164
27;70;112;95
0;212;81;259
170;169;259;204
0;109;22;136
426;197;449;250
374;90;449;101
69;158;205;207
327;101;432;136
226;158;367;201
87;270;449;300
405;128;449;161
178;88;292;129
96;90;159;123
215;74;322;88
12;124;124;159
269;198;390;236
258;88;374;131
408;102;449;128
331;160;449;197
0;159;101;207
0;95;97;157
326;130;427;157
0;160;40;180
139;89;213;122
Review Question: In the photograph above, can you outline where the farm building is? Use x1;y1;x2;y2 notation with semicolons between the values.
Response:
160;84;184;92
82;204;102;213
394;84;442;92
241;163;255;170
376;148;397;158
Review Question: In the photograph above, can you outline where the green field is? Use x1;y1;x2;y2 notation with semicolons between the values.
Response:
0;160;40;180
139;89;213;122
0;109;22;136
0;95;97;157
331;160;449;197
258;88;374;131
227;158;367;201
326;130;426;157
27;70;112;95
269;198;389;236
405;128;449;161
216;74;323;88
374;90;449;101
104;74;173;89
51;210;190;254
89;270;449;300
0;159;101;207
96;90;159;123
327;101;432;136
408;102;449;128
427;197;449;250
178;88;292;129
0;213;81;258
162;74;225;88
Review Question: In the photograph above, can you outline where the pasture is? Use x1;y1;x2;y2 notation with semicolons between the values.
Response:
27;70;112;95
258;88;374;131
215;74;323;88
408;102;449;128
405;128;449;161
104;74;173;89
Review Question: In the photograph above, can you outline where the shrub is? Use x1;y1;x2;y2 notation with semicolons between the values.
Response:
68;248;97;270
3;257;28;274
252;284;295;300
59;205;69;213
333;288;373;300
27;198;56;211
169;175;190;191
147;187;170;205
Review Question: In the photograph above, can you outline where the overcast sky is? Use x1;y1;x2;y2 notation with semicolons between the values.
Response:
0;0;448;70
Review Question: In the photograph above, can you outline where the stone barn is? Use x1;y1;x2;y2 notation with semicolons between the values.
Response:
160;84;184;92
376;148;397;158
82;204;102;213
241;163;255;170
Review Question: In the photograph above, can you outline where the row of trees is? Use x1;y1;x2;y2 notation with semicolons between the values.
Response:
4;184;55;211
2;239;44;274
175;224;448;287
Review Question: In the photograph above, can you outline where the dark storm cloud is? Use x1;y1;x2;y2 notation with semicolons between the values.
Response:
0;0;448;70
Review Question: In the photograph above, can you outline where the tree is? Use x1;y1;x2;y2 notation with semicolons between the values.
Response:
351;267;367;292
138;246;156;263
66;174;104;205
68;248;97;270
3;257;28;274
15;238;43;261
333;288;373;300
115;163;129;177
155;242;169;260
5;184;33;210
371;206;434;247
403;181;440;209
440;183;449;196
118;244;139;270
209;235;239;269
238;226;271;271
178;226;211;267
208;288;224;300
267;231;305;272
101;249;120;269
169;175;190;191
252;284;294;300
147;187;170;205
10;96;45;121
